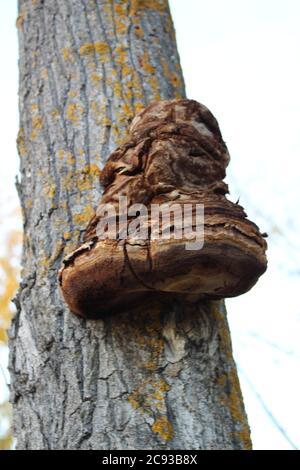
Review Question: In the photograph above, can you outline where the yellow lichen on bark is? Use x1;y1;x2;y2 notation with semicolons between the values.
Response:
213;303;252;449
134;101;145;114
130;0;168;16
66;103;81;123
128;379;170;415
30;115;43;140
219;369;252;450
125;307;174;441
62;164;101;194
79;42;110;60
73;205;95;226
161;58;184;98
57;149;76;166
25;199;33;209
17;128;27;157
90;73;102;83
63;232;72;241
16;11;26;29
40;68;48;80
61;47;72;62
51;108;60;118
151;416;174;441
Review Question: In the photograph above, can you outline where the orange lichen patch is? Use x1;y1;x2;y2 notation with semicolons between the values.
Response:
146;75;161;101
152;416;174;441
170;72;181;87
210;301;251;448
79;43;96;55
144;337;164;371
62;164;101;193
161;59;184;96
73;205;95;226
113;81;122;99
40;68;48;80
217;368;251;448
140;50;156;75
143;62;155;74
112;124;125;146
57;149;65;159
16;11;26;29
115;45;127;66
114;3;126;16
133;74;145;98
103;117;112;127
90;73;102;83
61;230;81;256
91;101;103;126
63;232;72;241
25;199;33;209
120;103;134;122
116;20;127;35
82;163;102;178
61;47;72;62
51;108;60;118
123;309;165;372
45;184;56;199
128;379;170;416
128;395;140;410
17;128;27;157
164;11;175;35
122;63;132;77
130;0;168;16
133;24;143;38
232;425;252;451
221;369;252;449
68;154;76;166
30;116;43;140
123;87;133;103
57;149;76;166
113;2;128;34
66;103;82;123
79;42;110;60
134;102;145;114
66;103;78;122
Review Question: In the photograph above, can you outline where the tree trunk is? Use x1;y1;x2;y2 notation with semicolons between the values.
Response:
10;0;251;450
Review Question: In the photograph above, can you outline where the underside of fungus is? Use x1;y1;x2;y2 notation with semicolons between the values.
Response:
59;99;267;319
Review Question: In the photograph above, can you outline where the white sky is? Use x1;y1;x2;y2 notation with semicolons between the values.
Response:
0;0;300;450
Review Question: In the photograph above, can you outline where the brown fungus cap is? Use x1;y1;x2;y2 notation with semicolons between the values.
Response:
59;99;267;319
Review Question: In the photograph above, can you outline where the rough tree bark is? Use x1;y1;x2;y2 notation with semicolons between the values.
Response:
10;0;251;449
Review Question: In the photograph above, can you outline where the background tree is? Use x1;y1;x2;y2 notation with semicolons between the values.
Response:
10;0;251;449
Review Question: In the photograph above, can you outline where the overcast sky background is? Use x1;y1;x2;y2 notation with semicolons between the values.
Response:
0;0;300;450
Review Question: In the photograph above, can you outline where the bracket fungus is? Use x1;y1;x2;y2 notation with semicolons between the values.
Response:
59;99;267;319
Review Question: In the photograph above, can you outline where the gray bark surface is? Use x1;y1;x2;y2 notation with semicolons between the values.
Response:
10;0;251;450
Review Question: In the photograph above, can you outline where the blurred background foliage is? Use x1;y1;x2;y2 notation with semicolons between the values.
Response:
0;210;21;450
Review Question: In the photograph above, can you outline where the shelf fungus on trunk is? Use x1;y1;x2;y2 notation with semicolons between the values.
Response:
58;99;267;319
